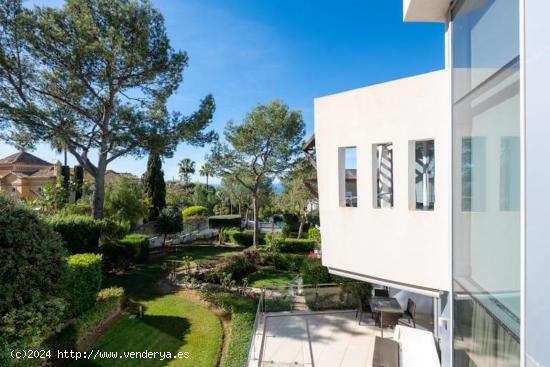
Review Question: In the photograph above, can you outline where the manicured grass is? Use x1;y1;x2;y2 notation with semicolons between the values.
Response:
77;294;222;367
76;253;223;367
247;266;297;288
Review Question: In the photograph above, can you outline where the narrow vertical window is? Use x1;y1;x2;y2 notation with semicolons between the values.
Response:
373;143;393;208
338;147;357;207
413;140;435;210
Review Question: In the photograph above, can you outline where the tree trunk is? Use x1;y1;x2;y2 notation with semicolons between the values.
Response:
297;220;304;239
91;153;108;219
252;194;260;247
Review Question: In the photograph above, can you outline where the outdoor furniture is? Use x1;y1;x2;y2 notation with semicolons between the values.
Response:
393;325;440;367
373;336;399;367
374;288;390;297
355;298;373;325
400;298;417;328
369;296;404;337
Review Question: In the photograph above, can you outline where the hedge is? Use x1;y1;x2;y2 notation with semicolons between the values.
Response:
280;238;316;253
51;287;125;350
182;205;208;218
199;291;256;367
47;215;101;253
65;253;103;317
47;215;129;253
224;229;258;247
118;233;149;262
0;193;68;366
209;214;241;228
273;253;306;272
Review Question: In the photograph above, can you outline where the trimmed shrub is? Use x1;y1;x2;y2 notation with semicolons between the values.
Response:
98;217;130;244
225;229;255;247
280;238;316;253
0;194;68;366
47;215;129;253
47;214;101;253
182;205;209;218
308;227;321;243
156;207;183;244
118;233;149;262
212;253;257;283
51;287;124;350
209;214;241;228
198;290;256;367
300;258;332;286
274;253;306;272
65;253;103;317
209;215;242;243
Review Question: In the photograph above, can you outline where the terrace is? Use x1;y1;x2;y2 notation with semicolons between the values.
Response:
247;284;441;367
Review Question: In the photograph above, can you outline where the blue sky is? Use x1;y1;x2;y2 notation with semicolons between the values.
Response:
0;0;444;183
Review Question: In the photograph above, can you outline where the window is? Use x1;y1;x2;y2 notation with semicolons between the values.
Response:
373;143;393;208
338;147;357;207
410;140;435;210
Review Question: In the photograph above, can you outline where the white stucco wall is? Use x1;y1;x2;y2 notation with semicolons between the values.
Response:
314;70;451;293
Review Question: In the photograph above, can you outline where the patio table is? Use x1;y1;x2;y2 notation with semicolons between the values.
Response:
369;296;403;337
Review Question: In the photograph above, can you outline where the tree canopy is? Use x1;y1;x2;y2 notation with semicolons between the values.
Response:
0;0;215;218
178;158;196;184
207;100;305;246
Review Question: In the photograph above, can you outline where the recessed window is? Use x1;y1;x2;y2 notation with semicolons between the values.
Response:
338;147;357;207
373;143;393;208
410;140;435;210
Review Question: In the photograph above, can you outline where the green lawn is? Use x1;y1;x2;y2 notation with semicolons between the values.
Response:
75;252;223;367
247;266;297;288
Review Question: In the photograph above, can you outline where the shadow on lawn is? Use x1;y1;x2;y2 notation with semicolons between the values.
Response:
74;315;191;367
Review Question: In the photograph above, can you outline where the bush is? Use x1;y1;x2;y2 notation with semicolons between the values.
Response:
47;215;129;253
274;253;306;272
118;233;149;262
98;217;130;244
224;229;255;247
51;287;124;350
300;258;332;286
182;205;209;218
156;207;183;243
47;214;101;253
308;227;321;243
0;194;68;366
212;253;257;283
280;238;316;253
65;253;103;317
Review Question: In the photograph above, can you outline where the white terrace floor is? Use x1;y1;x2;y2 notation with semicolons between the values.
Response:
250;310;402;367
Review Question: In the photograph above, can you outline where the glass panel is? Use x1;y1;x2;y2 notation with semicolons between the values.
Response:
415;140;435;210
342;147;357;207
452;0;520;365
373;143;393;208
461;137;486;212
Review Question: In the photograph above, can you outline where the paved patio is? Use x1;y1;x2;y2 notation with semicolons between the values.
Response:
251;310;397;367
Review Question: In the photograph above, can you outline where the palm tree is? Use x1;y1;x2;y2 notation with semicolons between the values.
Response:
178;158;195;184
199;162;214;188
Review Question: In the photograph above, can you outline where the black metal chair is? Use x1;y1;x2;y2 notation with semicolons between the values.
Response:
401;298;417;328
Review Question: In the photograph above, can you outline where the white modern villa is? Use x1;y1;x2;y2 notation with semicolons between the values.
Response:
314;0;548;366
248;1;548;367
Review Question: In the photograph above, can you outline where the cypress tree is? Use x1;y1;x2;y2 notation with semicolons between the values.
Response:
143;152;166;220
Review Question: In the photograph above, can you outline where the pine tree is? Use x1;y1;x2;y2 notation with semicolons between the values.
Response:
143;152;166;220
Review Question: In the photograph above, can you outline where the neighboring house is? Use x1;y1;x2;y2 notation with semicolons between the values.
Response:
0;151;57;199
315;1;549;366
0;151;140;200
